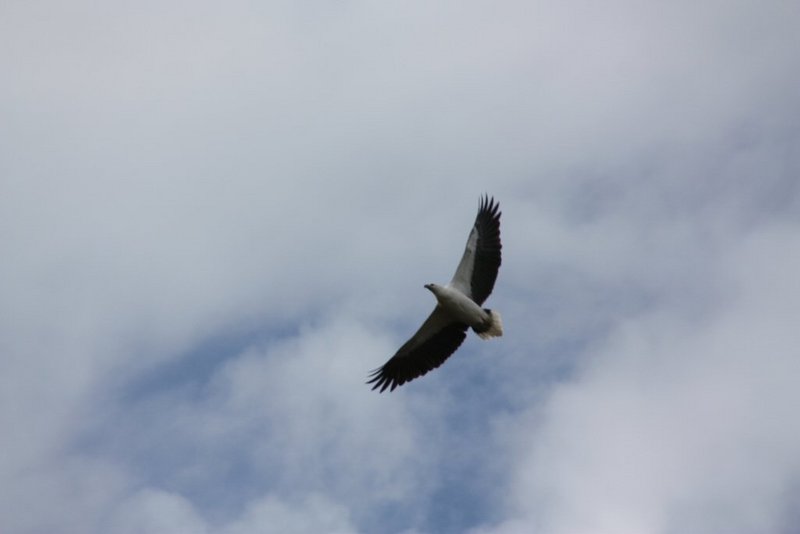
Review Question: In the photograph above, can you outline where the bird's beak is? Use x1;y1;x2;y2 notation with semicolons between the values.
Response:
424;284;433;291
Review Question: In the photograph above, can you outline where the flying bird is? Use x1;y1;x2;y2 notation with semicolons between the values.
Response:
368;195;503;392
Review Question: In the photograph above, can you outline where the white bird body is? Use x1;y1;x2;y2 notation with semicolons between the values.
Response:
368;196;503;392
425;283;503;340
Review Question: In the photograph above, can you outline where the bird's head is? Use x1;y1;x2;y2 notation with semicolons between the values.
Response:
424;283;439;294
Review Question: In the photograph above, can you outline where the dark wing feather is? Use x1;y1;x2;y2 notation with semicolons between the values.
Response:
367;309;468;392
450;195;502;305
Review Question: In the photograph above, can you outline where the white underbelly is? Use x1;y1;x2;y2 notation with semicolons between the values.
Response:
437;287;486;326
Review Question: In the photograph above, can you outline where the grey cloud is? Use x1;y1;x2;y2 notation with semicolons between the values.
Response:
1;0;799;532
492;223;800;534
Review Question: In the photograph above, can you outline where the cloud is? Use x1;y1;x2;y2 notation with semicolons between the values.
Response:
493;222;800;534
220;493;356;534
107;489;209;534
1;0;799;533
105;489;357;534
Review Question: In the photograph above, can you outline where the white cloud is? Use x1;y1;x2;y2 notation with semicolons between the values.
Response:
1;0;798;533
107;489;209;534
493;223;800;534
106;489;357;534
221;493;356;534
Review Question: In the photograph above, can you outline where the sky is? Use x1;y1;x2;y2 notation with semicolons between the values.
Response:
2;1;799;533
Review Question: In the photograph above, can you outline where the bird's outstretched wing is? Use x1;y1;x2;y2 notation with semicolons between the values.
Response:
449;195;502;305
367;306;468;392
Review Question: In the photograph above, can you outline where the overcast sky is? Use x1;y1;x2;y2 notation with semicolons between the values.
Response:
2;1;800;533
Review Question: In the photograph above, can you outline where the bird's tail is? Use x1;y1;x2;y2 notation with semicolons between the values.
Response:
477;310;503;340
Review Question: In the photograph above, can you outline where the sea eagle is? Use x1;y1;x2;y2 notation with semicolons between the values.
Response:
368;195;503;392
